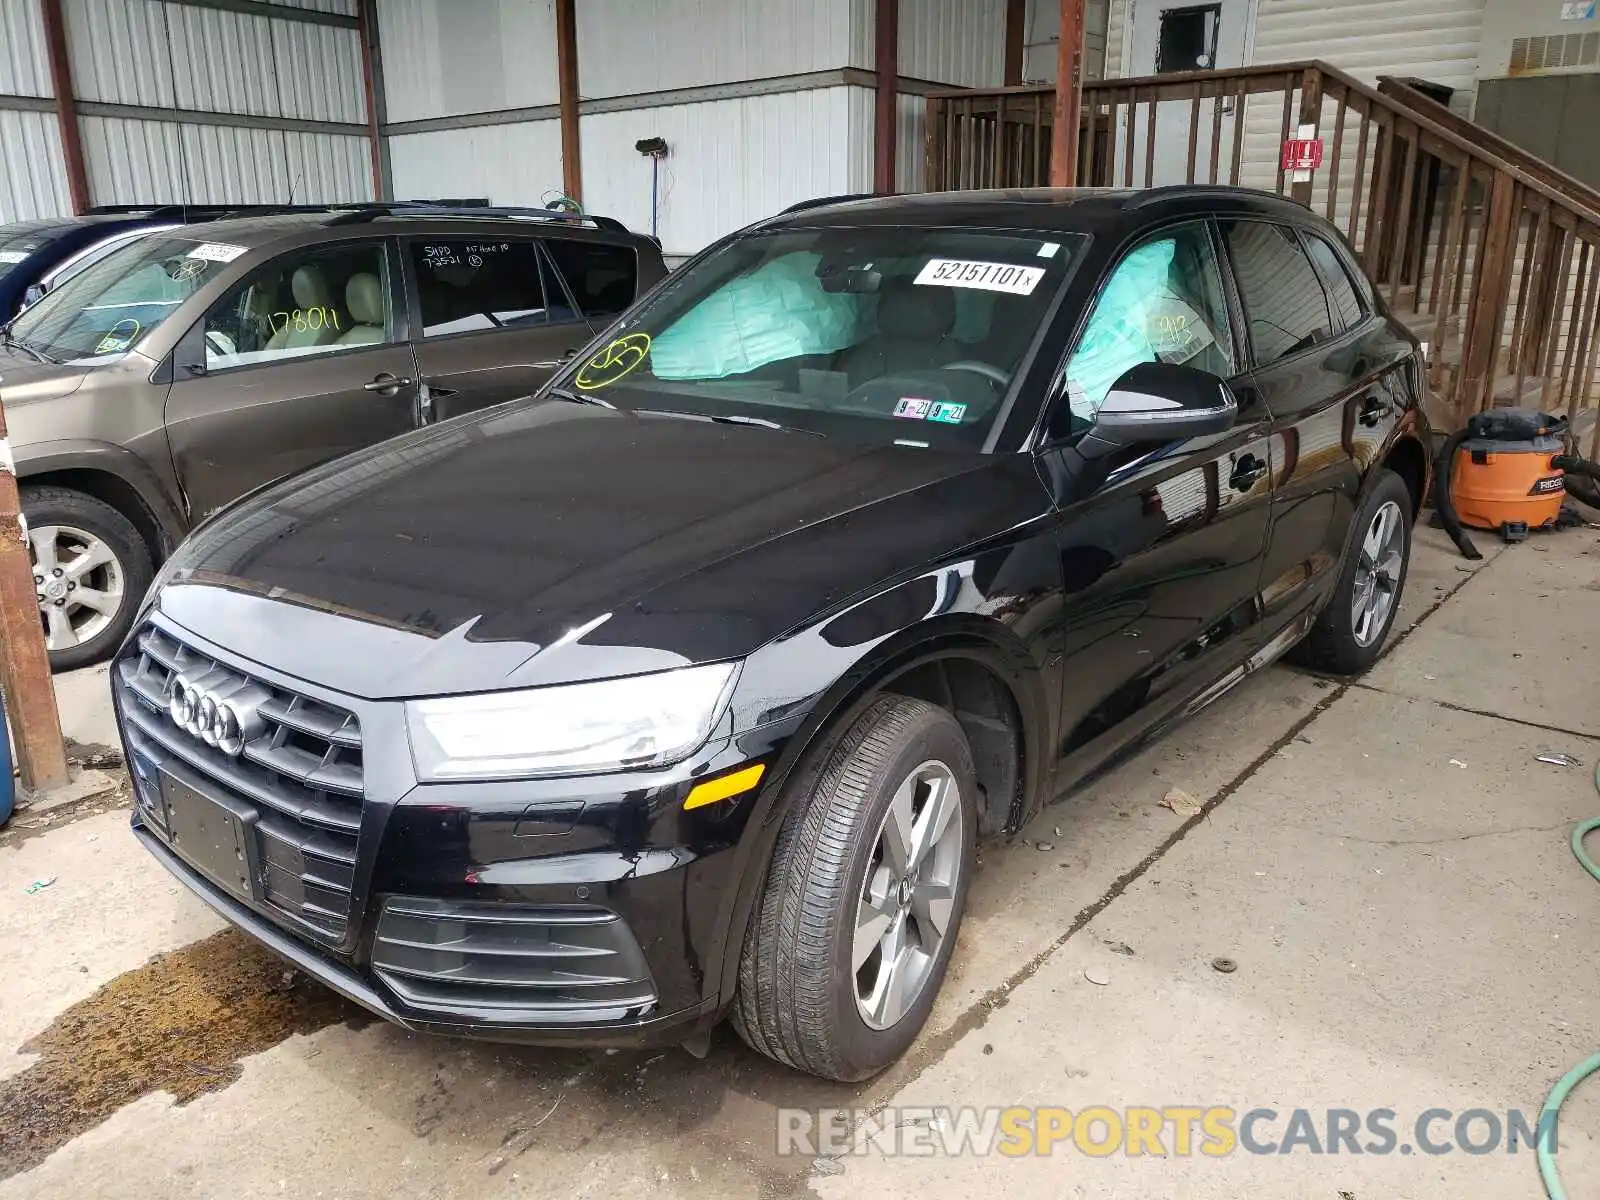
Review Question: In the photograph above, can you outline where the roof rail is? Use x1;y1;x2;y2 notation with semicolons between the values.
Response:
324;203;629;233
779;193;878;215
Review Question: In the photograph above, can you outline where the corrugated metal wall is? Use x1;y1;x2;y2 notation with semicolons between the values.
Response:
377;0;559;123
389;120;564;207
0;0;69;222
579;0;859;97
898;0;1006;87
1021;0;1112;83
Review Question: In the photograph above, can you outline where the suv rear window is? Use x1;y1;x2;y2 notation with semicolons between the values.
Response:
543;240;637;320
411;239;550;336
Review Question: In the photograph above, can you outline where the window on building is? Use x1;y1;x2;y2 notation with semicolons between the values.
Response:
1157;3;1221;72
1222;221;1333;366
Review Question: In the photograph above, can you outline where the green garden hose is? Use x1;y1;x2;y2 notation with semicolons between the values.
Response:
1538;766;1600;1199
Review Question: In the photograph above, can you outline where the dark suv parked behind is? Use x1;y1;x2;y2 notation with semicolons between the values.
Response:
117;186;1431;1082
0;206;665;669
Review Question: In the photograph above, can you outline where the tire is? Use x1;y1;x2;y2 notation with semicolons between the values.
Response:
732;694;978;1081
1290;468;1413;675
21;485;153;673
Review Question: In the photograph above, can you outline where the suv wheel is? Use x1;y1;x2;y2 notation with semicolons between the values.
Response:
1291;468;1412;675
733;694;977;1081
22;485;152;672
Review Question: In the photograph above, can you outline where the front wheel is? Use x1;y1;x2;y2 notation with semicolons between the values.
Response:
1291;468;1413;674
22;485;152;673
732;694;978;1081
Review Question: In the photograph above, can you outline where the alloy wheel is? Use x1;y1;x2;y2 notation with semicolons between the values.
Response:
29;523;125;652
853;759;966;1030
1351;499;1404;647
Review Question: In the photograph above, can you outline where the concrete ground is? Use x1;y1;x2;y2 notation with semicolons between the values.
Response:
4;521;1600;1199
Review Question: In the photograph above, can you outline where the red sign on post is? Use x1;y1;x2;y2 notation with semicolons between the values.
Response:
1281;138;1325;172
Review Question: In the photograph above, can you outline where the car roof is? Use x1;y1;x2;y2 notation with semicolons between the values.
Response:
762;186;1324;237
0;214;162;236
170;209;651;253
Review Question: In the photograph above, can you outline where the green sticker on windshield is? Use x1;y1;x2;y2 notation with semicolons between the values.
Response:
928;402;967;425
575;332;652;391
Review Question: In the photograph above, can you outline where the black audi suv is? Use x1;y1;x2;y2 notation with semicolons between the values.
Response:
115;186;1431;1082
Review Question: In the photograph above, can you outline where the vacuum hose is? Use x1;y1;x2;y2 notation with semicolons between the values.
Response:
1538;764;1600;1199
1432;428;1482;560
1554;454;1600;512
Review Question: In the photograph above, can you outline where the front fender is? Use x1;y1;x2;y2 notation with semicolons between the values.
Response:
16;438;187;551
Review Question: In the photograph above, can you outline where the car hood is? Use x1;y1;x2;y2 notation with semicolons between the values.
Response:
155;398;1043;699
0;349;90;407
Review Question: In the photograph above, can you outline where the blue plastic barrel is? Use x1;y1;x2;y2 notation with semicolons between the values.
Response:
0;686;13;826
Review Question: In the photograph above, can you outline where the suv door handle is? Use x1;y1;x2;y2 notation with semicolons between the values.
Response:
364;374;412;394
1229;453;1269;493
1358;396;1388;427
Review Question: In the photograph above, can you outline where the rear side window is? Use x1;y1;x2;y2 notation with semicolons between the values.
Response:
1303;233;1365;332
543;239;638;320
1221;220;1332;366
411;238;548;337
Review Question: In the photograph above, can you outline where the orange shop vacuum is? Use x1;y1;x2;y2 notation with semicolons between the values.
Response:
1433;407;1600;560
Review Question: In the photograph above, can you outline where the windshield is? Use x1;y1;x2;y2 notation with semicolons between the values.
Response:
553;226;1085;450
7;235;235;362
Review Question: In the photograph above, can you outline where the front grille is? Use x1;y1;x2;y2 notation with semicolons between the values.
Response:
371;897;657;1025
116;624;364;943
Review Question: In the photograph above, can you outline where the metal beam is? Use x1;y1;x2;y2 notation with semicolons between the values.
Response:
554;0;582;204
161;0;358;30
0;93;54;114
356;0;390;199
40;0;90;212
381;70;921;138
75;99;366;137
1050;0;1087;186
1004;0;1026;86
874;0;899;193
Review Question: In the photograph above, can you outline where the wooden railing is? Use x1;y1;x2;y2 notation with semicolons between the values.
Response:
924;61;1600;446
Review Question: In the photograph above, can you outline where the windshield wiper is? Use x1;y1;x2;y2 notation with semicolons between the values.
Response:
0;331;53;365
642;409;822;437
545;385;615;410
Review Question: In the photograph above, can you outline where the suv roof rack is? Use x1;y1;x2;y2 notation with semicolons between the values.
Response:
779;193;878;215
324;203;629;233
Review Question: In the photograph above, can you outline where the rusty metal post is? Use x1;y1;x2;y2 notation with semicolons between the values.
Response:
0;392;68;792
1050;0;1087;186
554;0;583;205
874;0;900;193
40;0;89;214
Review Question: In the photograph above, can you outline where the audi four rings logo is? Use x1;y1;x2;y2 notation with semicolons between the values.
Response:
168;674;268;757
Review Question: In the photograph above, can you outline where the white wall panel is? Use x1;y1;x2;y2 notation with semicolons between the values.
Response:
580;87;857;254
578;0;857;98
167;4;279;114
260;0;357;13
378;0;559;123
0;109;68;221
898;0;1005;87
1;0;51;97
895;90;925;192
69;0;177;106
1021;0;1112;82
271;18;365;122
388;119;564;206
81;115;370;204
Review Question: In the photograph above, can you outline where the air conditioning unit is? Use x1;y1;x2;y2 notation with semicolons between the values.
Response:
1481;0;1600;77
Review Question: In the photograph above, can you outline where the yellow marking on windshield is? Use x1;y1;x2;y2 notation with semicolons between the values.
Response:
575;332;652;391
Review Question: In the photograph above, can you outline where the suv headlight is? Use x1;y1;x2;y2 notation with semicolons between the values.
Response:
404;662;738;782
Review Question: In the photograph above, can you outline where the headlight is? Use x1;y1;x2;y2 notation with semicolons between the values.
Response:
404;662;738;782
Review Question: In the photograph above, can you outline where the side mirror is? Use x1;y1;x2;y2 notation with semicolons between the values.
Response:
19;284;45;310
1078;361;1237;460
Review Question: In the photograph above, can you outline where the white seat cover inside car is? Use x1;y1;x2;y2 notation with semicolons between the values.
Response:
265;265;341;351
336;273;387;346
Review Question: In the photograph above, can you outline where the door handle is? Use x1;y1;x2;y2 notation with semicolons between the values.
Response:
1229;453;1268;493
363;373;412;394
1358;396;1388;428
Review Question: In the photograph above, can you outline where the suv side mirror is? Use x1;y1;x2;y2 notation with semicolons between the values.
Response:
1078;361;1238;460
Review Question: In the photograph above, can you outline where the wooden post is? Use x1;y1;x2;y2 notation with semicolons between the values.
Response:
1004;0;1026;86
356;0;387;201
0;393;68;793
40;0;89;213
874;0;899;193
1289;66;1323;207
1050;0;1087;186
554;0;583;204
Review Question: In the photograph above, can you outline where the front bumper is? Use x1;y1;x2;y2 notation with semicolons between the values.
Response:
116;614;779;1050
